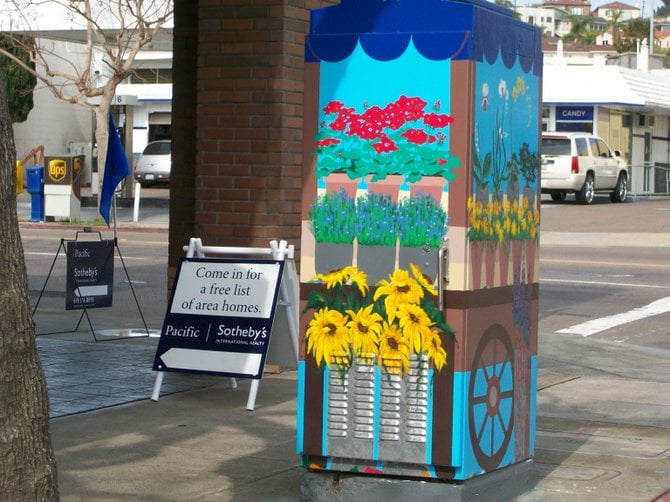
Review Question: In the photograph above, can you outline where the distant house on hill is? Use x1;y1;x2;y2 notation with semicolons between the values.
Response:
542;0;592;16
592;1;640;22
519;0;649;49
542;36;618;65
655;30;670;49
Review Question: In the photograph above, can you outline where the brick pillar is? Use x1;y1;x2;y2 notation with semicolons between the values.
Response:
170;1;336;283
168;0;198;286
194;1;327;248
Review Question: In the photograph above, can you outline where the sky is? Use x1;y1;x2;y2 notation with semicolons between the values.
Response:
0;1;173;32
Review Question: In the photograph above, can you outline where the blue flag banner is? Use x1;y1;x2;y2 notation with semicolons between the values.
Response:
99;114;131;226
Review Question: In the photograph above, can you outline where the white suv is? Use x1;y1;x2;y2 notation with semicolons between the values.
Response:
541;132;629;204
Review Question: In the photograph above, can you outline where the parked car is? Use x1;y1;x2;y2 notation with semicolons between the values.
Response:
133;140;171;187
541;132;629;204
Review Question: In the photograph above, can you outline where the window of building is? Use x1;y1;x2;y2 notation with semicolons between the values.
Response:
638;114;655;128
131;68;173;84
556;121;593;133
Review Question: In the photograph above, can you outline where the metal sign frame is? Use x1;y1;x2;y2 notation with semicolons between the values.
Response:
32;228;152;342
151;238;299;411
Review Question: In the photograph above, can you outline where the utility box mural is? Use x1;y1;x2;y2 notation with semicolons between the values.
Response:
298;0;542;481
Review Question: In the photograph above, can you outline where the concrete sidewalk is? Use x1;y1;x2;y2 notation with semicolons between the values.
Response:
45;337;670;501
16;186;170;230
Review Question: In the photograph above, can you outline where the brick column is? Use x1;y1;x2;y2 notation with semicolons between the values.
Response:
168;0;198;286
170;1;335;283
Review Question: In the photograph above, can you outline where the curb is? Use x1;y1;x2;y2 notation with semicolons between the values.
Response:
18;221;168;233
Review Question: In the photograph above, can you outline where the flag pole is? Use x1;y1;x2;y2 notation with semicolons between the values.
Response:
112;190;118;240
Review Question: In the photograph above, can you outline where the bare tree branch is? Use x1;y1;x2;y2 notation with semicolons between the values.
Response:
0;0;173;198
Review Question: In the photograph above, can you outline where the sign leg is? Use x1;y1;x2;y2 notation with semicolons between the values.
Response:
246;379;260;411
151;371;164;401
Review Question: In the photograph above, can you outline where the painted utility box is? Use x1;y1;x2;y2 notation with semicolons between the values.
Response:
298;0;542;481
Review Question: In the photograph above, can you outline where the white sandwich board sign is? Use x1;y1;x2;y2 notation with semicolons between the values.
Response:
152;257;284;379
151;238;299;411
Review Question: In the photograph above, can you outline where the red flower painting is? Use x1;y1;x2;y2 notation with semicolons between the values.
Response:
314;95;460;183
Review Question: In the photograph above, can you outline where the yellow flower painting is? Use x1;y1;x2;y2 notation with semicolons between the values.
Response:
304;265;452;375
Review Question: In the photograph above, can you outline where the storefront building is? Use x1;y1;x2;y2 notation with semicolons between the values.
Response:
543;62;670;195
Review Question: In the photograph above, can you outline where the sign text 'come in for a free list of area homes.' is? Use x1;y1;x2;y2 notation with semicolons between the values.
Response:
153;258;284;379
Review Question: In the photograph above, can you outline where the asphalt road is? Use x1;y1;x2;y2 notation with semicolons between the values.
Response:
539;194;670;355
22;226;170;338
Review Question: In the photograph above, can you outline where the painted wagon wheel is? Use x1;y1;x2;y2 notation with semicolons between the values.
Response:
468;324;515;471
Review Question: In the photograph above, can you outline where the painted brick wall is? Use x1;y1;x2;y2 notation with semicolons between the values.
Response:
169;0;336;284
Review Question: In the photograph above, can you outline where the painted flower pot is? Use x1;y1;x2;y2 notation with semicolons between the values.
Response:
409;176;447;203
524;239;537;283
470;241;484;290
365;174;406;202
324;173;359;198
399;246;438;283
357;244;396;285
499;244;510;287
484;242;497;287
315;242;354;275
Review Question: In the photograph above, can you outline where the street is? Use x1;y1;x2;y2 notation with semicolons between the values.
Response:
22;194;670;350
539;195;670;355
525;196;670;500
23;226;170;337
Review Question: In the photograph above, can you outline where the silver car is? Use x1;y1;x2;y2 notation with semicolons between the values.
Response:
541;132;629;204
133;140;171;187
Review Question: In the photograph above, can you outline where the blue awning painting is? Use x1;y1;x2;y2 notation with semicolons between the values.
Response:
305;0;542;76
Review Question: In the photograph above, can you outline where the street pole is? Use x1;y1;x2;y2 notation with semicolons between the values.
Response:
650;0;654;55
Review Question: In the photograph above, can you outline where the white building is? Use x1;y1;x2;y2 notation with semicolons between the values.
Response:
592;1;640;22
4;2;173;187
516;6;559;36
518;0;642;47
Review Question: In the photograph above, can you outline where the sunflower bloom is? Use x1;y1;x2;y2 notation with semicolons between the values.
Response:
374;269;424;322
397;303;434;353
319;268;350;289
347;267;369;296
306;308;351;367
424;330;447;371
346;304;382;356
378;322;411;375
410;263;438;296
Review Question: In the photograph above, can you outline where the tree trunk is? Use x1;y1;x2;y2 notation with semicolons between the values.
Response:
0;75;59;499
93;83;119;208
94;106;107;207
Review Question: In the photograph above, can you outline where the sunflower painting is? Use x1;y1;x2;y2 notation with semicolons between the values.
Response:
304;264;452;375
